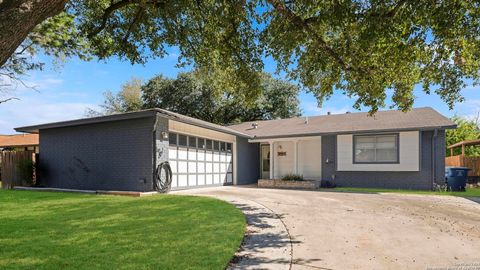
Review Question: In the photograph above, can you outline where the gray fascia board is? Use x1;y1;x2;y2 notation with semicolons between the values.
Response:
15;110;157;133
249;125;457;141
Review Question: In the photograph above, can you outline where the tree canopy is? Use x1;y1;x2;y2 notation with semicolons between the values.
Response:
446;115;480;157
90;72;301;124
2;1;480;112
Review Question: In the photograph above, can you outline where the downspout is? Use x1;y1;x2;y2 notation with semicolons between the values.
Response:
431;129;438;190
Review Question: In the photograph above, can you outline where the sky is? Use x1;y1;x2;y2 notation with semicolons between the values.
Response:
0;49;479;134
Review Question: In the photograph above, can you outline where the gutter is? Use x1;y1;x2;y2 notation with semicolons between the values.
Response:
249;126;455;142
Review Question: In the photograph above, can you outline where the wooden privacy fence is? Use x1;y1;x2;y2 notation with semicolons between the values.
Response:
0;151;35;189
445;155;480;178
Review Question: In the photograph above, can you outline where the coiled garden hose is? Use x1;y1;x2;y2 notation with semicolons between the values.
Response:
154;161;172;193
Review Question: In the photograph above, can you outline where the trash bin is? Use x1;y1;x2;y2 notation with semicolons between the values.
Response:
445;167;470;191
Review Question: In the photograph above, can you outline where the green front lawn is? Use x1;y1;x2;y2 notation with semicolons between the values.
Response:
324;187;480;197
0;190;245;270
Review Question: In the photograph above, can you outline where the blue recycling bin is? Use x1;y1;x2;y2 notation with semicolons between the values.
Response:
445;167;470;191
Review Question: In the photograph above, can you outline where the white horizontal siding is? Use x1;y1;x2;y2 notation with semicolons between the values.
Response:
169;120;236;142
337;131;420;171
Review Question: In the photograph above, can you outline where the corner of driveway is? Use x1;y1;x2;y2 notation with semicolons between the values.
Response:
174;186;480;270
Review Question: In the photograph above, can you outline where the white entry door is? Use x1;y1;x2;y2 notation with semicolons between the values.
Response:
168;133;233;189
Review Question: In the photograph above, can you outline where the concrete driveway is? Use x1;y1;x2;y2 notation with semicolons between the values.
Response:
175;186;480;270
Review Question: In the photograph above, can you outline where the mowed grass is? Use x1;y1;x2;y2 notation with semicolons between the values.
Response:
0;190;245;270
325;187;480;197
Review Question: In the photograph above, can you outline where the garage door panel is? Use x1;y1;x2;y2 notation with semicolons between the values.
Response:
198;162;205;173
214;152;220;162
188;149;196;160
171;174;178;187
188;161;197;173
169;148;177;159
178;148;188;160
206;163;213;173
188;174;196;186
178;175;188;187
168;133;233;189
198;174;205;185
206;174;213;184
178;161;188;173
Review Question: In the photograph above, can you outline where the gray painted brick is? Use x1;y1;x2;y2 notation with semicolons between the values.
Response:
321;130;446;190
38;116;157;192
236;136;260;185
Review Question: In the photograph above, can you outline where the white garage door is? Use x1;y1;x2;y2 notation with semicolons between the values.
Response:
168;132;233;189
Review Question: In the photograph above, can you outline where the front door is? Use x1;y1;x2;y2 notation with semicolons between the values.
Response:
261;144;270;179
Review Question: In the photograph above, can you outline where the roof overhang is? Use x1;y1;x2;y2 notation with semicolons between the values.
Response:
247;125;457;142
15;109;252;138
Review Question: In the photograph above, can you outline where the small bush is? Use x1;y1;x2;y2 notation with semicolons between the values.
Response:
282;174;304;181
16;159;35;186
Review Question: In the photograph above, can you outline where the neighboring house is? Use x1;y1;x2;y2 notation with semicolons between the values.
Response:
15;107;455;191
0;134;39;153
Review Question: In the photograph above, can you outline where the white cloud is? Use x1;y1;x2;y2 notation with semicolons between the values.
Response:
0;96;96;134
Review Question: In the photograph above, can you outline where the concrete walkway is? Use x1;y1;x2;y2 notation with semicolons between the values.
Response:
175;186;480;270
174;188;292;269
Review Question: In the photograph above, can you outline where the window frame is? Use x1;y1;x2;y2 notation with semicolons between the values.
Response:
353;133;400;164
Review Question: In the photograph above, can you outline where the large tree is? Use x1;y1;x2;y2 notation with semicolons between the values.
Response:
1;1;480;113
91;72;301;124
86;77;143;116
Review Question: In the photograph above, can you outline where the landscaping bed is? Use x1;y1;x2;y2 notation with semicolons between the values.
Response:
258;179;321;190
0;190;245;270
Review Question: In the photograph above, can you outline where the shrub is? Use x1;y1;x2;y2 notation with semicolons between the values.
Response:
16;159;35;186
282;174;304;181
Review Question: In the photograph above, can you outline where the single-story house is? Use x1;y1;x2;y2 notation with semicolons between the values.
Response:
15;107;455;191
0;134;39;153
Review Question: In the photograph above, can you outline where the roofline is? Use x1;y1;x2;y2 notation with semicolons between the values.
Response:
153;109;252;138
0;143;38;147
14;109;252;138
248;125;457;141
15;110;157;134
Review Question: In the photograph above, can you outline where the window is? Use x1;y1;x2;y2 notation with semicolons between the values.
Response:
214;141;220;151
198;138;206;149
188;136;197;148
206;139;213;150
226;143;232;153
220;142;226;152
354;134;398;163
178;134;187;147
169;133;177;145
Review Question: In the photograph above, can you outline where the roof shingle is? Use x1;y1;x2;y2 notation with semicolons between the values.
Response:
228;107;456;139
0;134;39;147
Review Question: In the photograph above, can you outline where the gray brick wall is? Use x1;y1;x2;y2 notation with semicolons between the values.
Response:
38;116;157;192
321;130;446;190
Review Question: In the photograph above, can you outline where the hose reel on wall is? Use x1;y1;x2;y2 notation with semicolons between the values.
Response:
154;161;172;193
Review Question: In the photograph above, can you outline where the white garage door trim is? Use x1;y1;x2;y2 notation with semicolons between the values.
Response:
168;132;233;189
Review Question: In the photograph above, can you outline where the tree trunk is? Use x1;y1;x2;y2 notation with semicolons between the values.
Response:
0;0;67;67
